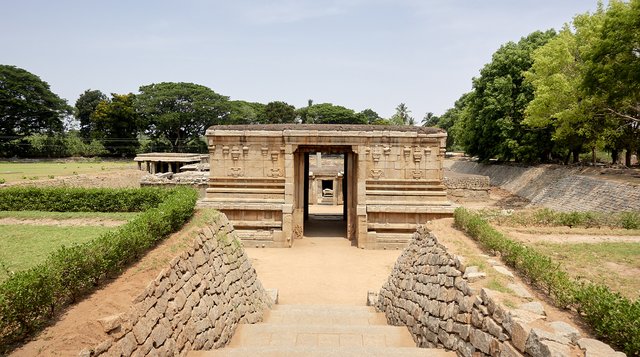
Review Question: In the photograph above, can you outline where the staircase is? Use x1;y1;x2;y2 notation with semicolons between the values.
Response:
189;305;454;357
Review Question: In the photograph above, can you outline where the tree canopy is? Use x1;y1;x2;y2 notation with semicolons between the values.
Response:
302;103;366;124
91;93;140;156
454;30;557;163
135;82;229;152
0;65;71;155
75;89;107;140
259;101;296;124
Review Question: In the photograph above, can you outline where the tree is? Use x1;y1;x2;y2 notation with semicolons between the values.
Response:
75;89;107;141
358;109;386;124
227;100;265;124
259;101;296;124
91;93;140;156
135;82;229;152
584;0;640;124
524;10;610;164
304;103;365;124
0;65;71;155
390;103;415;125
583;0;640;165
458;30;557;163
421;112;438;127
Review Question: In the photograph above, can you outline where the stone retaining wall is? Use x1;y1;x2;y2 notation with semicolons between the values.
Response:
87;214;271;356
376;227;624;357
448;161;640;212
443;174;490;202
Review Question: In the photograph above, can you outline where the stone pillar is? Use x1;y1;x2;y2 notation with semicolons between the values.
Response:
355;147;368;248
282;145;295;247
316;152;322;168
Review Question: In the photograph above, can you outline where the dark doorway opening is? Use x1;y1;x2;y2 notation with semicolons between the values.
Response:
299;148;350;239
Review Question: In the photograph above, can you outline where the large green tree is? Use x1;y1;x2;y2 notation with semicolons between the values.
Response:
227;100;265;124
74;89;107;141
303;103;365;124
584;0;640;165
524;10;610;164
584;0;640;124
259;101;296;124
135;82;229;152
458;30;557;163
0;65;71;155
91;93;140;156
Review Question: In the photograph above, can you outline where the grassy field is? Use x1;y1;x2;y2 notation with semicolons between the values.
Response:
0;160;135;183
531;242;640;300
0;210;138;282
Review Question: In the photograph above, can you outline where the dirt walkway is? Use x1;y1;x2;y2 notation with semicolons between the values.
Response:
246;211;403;305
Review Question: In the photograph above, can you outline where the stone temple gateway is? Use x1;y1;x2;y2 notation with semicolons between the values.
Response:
201;124;455;249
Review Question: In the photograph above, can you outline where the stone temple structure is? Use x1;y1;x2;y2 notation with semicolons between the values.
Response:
200;124;455;249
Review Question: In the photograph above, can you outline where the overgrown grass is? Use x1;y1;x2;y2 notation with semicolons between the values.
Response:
0;225;114;282
0;160;134;183
483;208;640;229
454;207;640;356
531;242;640;300
0;210;139;221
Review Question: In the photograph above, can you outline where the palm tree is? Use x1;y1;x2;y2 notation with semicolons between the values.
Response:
391;103;414;125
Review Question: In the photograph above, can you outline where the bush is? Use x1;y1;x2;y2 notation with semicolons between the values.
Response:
0;187;197;350
0;187;170;212
454;207;639;356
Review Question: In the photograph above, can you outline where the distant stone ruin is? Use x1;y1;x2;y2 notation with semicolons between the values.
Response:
200;124;455;249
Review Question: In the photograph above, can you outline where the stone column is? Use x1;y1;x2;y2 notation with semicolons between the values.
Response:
282;145;295;247
355;147;369;248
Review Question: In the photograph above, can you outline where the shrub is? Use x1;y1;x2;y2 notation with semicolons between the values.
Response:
454;207;639;356
0;187;197;350
619;212;640;230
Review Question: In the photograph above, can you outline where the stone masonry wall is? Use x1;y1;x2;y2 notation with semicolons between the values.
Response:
376;227;625;357
87;214;272;357
448;161;640;212
443;174;490;202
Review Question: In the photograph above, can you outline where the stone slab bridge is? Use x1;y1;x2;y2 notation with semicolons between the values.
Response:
200;124;455;249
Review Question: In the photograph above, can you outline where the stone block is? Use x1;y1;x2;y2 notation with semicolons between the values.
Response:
507;283;533;299
525;328;571;357
518;301;545;316
470;328;493;354
548;321;580;344
577;338;626;357
97;314;123;333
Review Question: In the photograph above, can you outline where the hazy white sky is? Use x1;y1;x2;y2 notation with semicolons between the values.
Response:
1;0;601;120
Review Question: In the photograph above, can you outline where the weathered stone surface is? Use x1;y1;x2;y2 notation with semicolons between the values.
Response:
97;314;123;333
577;338;627;357
470;328;493;354
518;301;545;316
493;265;515;277
507;283;533;299
549;321;580;343
525;328;571;357
88;215;271;356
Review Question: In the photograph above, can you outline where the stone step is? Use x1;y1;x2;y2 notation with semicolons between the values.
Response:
272;304;377;313
264;306;388;326
226;323;417;348
190;346;455;357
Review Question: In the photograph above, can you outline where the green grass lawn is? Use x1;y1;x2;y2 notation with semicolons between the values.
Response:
531;242;640;300
0;160;135;183
0;225;115;282
0;210;140;282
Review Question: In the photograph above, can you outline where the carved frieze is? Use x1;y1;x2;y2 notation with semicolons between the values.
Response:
228;167;243;177
370;169;384;180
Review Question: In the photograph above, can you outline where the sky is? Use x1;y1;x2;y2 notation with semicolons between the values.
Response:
1;0;603;121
